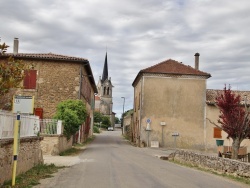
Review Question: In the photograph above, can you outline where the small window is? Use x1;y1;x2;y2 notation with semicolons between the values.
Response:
23;70;37;89
213;127;222;138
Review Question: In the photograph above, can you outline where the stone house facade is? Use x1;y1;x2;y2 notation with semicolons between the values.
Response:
132;54;211;150
0;42;97;141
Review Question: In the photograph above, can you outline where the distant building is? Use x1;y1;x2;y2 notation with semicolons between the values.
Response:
95;52;115;126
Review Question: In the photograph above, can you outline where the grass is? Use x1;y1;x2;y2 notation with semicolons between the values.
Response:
169;160;250;185
2;164;64;188
59;135;95;156
2;136;96;187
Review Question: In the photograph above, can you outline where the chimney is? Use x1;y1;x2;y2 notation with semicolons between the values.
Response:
13;38;19;55
194;53;200;70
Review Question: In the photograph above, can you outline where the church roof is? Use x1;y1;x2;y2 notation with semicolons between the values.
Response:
132;59;211;86
101;52;108;83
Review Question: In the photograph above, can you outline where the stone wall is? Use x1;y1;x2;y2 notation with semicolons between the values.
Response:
41;135;73;155
168;149;250;178
0;137;44;185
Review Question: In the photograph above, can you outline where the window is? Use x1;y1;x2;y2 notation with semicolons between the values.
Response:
23;70;37;89
213;127;222;138
107;87;109;95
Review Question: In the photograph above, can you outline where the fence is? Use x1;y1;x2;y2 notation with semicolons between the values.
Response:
39;119;63;135
0;111;63;139
0;111;40;139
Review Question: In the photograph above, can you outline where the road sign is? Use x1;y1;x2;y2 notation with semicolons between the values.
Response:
146;118;151;124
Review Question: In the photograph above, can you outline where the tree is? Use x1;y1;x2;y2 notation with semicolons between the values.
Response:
94;111;103;123
115;117;120;124
54;99;87;139
0;43;32;109
208;85;250;159
101;116;111;129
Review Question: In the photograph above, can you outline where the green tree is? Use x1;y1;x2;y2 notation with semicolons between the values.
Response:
115;117;120;124
101;116;111;129
94;111;103;123
54;100;87;139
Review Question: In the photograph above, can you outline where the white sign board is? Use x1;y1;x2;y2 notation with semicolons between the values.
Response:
151;141;159;148
12;96;34;114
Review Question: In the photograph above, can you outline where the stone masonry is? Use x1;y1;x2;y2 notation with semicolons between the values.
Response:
0;137;44;185
168;149;250;178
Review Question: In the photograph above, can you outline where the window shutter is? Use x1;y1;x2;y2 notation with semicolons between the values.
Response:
24;70;37;89
213;127;222;138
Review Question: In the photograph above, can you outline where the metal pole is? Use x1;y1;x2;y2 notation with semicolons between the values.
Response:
12;113;20;186
121;97;125;135
162;126;164;147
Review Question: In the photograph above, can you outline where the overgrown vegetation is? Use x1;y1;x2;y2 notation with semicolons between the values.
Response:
93;111;111;129
93;125;100;133
169;160;250;185
54;100;87;139
2;164;63;188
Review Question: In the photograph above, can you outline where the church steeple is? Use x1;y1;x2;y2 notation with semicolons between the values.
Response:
101;52;108;83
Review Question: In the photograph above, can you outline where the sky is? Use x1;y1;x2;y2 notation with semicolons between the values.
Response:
1;0;250;118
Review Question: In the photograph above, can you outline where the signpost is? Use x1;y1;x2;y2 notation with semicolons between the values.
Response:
145;118;151;147
11;95;34;186
160;122;166;147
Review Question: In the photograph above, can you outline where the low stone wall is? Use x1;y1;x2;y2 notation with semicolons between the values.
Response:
0;137;44;185
41;135;73;155
168;150;250;178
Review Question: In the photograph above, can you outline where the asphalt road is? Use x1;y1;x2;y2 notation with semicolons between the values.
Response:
35;130;248;188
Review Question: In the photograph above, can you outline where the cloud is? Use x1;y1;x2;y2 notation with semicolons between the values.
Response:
1;0;250;117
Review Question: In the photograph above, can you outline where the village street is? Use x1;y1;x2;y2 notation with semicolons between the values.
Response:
35;130;247;188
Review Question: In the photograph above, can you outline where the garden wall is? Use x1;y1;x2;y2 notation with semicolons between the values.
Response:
168;150;250;178
0;137;43;185
41;135;73;155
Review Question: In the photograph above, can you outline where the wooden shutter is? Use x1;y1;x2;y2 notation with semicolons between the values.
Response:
213;127;222;138
24;70;37;89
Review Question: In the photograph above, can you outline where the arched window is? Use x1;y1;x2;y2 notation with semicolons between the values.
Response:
107;87;109;95
103;87;106;95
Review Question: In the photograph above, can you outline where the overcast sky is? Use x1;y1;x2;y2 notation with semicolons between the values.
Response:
1;0;250;118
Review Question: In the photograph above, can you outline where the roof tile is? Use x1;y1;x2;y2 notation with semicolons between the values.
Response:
141;59;211;77
206;89;250;105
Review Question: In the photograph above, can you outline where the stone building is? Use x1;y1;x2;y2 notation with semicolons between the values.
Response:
95;52;115;126
132;53;211;150
0;38;98;141
132;53;250;153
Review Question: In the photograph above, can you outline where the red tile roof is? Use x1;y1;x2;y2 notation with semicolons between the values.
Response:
95;95;100;100
3;52;88;62
141;59;210;76
206;89;250;105
132;59;211;86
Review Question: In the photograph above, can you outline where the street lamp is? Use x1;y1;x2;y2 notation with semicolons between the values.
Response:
121;97;125;135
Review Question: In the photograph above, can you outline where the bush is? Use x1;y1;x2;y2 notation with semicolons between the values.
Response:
93;126;100;133
54;100;87;139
